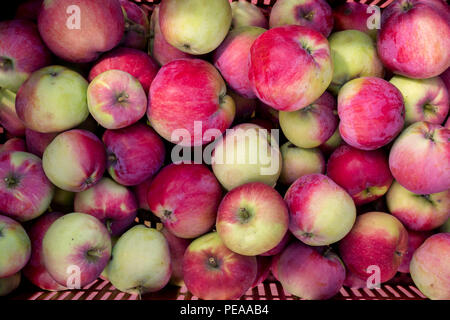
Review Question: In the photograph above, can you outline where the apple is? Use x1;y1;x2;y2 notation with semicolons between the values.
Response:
0;88;25;137
279;91;338;148
87;70;147;129
216;182;289;256
410;233;450;300
230;0;268;29
74;177;138;236
327;145;393;206
159;0;232;55
38;0;124;63
280;142;325;186
249;25;332;112
43;212;111;288
0;20;51;92
377;0;450;79
22;212;67;291
328;30;384;94
251;256;272;288
25;129;57;158
148;5;193;66
211;123;282;191
0;138;26;153
260;231;292;256
0;215;31;278
285;174;356;246
147;163;222;239
119;0;149;50
333;2;378;39
386;180;449;231
43;129;106;192
441;218;450;233
276;242;346;300
16;65;90;133
0;151;54;222
228;90;257;123
0;272;21;297
269;0;333;37
103;123;165;186
398;230;431;273
389;121;450;194
89;47;159;94
213;26;266;99
132;177;153;211
161;228;191;287
339;211;408;283
107;225;171;295
15;0;43;21
343;270;367;289
389;75;449;125
183;232;257;300
338;77;405;150
148;58;235;146
319;127;343;156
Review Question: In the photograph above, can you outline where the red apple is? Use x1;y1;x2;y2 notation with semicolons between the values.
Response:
338;77;405;150
333;2;378;39
327;145;393;205
251;256;272;288
343;270;367;289
25;129;57;158
161;228;191;287
103;123;165;186
147;164;222;239
183;232;257;300
398;229;431;273
119;0;149;50
0;138;26;153
132;177;153;211
249;25;332;112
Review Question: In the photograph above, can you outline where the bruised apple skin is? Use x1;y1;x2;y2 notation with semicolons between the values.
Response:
248;25;332;112
377;0;450;79
147;59;235;147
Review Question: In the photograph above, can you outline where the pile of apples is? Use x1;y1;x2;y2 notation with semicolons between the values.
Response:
0;0;449;301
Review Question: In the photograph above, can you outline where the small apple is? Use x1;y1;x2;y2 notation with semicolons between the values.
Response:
119;0;149;50
230;0;268;29
0;138;26;153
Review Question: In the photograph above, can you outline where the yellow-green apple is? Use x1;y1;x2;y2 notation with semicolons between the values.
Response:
389;75;449;125
0;138;26;153
22;212;67;291
182;232;257;300
147;164;222;239
74;178;138;236
119;0;149;50
0;151;54;222
338;77;405;150
410;233;450;300
285;174;356;246
269;0;333;37
279;91;338;148
230;0;268;29
327;145;393;205
107;225;171;294
0;88;25;137
228;90;257;123
319;127;343;156
132;177;153;211
148;59;235;146
25;129;57;158
43;129;106;192
328;30;384;94
103;123;165;186
148;5;193;66
89;47;159;94
386;180;449;231
377;0;450;79
161;228;191;287
339;211;408;283
280;142;325;186
216;182;289;256
276;242;346;300
87;70;147;129
251;256;272;288
211;123;282;191
333;2;378;39
42;212;111;288
0;215;31;278
213;26;266;99
16;66;90;133
0;20;51;92
389;121;450;194
441;219;450;233
0;272;21;297
260;231;292;256
398;229;431;273
38;0;125;63
15;0;43;21
159;0;232;55
249;25;332;112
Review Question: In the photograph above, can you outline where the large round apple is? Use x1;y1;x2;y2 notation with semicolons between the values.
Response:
148;59;235;146
216;182;289;256
249;25;332;112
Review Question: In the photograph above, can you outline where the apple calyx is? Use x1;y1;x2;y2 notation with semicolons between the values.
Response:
108;153;117;164
422;103;436;114
301;11;315;22
0;57;14;72
207;256;220;269
401;1;414;12
303;232;314;238
423;131;435;142
237;207;252;224
4;174;20;189
116;92;129;103
418;194;433;205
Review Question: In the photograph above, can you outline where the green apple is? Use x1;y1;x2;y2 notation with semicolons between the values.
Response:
0;272;21;297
